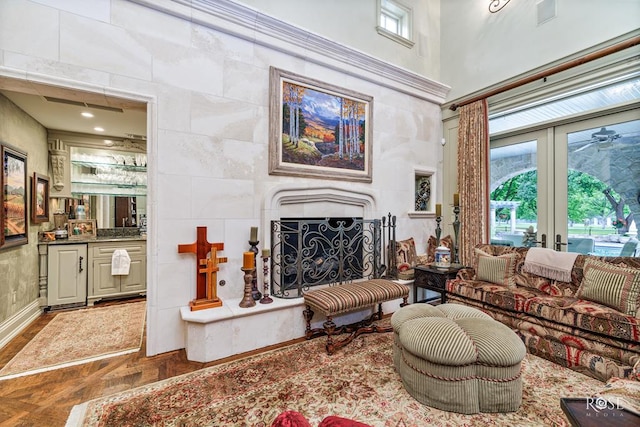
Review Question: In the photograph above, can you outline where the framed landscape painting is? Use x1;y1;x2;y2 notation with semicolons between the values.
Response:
31;172;50;224
1;144;28;249
269;67;373;182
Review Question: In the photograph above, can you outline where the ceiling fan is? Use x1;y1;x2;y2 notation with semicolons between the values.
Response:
591;127;620;141
572;127;621;153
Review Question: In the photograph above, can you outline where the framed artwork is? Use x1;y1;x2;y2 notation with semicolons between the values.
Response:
1;144;28;249
68;219;97;240
269;67;373;182
31;173;50;224
408;168;436;218
414;174;431;211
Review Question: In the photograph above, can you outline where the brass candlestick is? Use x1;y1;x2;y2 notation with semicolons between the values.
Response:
453;205;460;264
249;240;262;300
435;215;442;247
260;254;273;304
239;267;256;308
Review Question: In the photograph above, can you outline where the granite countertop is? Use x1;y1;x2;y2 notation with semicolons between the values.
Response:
94;235;147;242
40;235;147;245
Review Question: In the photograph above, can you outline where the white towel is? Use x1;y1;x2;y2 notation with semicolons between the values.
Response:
111;249;131;275
523;247;578;282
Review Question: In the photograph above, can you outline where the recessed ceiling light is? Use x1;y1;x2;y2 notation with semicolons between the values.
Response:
104;140;113;146
81;112;94;118
94;127;105;132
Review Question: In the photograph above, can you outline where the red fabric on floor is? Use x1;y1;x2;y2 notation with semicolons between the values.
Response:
270;411;312;427
271;412;372;427
319;415;372;427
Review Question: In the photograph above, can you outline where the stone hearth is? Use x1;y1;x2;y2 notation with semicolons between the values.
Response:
180;185;408;362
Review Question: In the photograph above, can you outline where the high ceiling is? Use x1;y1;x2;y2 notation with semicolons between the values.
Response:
0;77;146;141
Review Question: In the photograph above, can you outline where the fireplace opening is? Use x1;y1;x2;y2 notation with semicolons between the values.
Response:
270;217;384;298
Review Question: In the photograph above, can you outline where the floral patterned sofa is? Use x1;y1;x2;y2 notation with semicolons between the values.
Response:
446;243;640;382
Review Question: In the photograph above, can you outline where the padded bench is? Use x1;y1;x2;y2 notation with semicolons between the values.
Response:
303;278;409;354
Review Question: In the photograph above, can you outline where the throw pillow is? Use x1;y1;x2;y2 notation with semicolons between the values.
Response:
475;248;517;287
395;237;417;267
397;262;415;280
577;259;640;316
426;235;453;263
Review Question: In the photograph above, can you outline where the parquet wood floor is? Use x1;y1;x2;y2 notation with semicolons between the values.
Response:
0;299;304;427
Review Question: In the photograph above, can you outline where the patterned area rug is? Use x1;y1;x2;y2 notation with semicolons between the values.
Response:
67;329;604;427
0;301;146;380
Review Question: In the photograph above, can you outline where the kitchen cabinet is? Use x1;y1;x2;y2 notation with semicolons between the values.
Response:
88;240;146;305
47;244;87;306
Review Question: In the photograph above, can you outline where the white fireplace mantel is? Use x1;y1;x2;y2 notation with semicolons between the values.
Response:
261;184;378;243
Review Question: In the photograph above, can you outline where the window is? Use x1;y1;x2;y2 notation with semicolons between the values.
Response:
488;74;640;254
381;11;400;34
377;0;414;48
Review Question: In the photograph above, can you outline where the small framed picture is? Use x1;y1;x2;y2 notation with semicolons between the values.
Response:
68;219;97;240
31;173;50;224
1;143;28;249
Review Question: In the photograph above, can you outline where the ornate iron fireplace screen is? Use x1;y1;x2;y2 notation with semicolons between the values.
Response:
270;217;394;298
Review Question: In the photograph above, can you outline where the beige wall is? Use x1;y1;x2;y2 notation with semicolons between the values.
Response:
235;0;441;81
0;94;49;326
441;0;640;101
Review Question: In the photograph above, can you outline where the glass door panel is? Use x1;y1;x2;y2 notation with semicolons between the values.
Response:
489;130;549;248
556;110;640;255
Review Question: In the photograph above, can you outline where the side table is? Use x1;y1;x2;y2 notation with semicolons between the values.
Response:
413;264;465;304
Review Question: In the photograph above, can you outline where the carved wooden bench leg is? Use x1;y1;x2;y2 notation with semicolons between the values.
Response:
304;305;327;340
303;305;313;336
305;298;411;354
324;317;337;354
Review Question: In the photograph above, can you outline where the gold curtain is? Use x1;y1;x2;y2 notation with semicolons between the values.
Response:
456;100;489;265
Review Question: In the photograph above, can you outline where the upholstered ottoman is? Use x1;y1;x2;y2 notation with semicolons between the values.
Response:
391;303;526;414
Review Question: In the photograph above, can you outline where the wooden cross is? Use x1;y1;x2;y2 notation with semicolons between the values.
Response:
190;247;228;311
178;226;224;300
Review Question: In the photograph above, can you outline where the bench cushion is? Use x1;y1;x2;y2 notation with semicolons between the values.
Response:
304;279;409;316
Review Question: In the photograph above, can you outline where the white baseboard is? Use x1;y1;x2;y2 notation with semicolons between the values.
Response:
0;301;42;349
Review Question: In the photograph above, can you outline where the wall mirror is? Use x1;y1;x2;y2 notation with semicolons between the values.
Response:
68;146;147;229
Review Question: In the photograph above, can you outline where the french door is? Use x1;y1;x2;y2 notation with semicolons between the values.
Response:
490;108;639;254
489;129;549;248
554;109;639;254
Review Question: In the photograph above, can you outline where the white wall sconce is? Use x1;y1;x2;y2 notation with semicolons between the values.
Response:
489;0;511;13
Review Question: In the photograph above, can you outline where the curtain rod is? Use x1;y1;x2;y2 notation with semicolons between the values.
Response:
449;35;640;111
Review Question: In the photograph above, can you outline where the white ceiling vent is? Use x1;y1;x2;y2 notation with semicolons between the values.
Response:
537;0;556;26
126;133;147;140
44;96;124;113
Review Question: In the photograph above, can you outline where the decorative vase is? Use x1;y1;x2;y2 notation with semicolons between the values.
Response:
434;246;451;269
75;205;86;220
